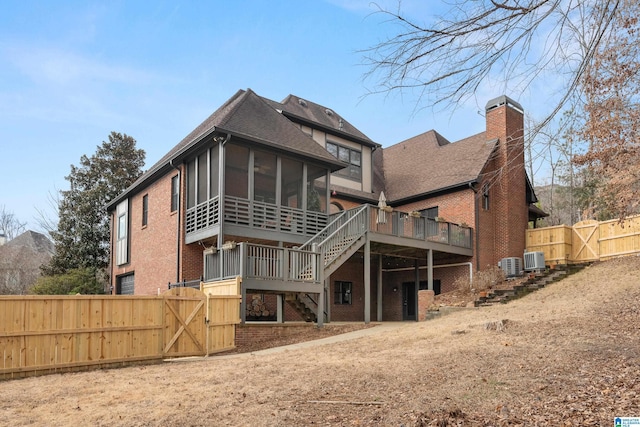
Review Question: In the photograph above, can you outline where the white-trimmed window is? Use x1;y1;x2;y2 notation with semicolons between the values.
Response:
115;199;129;266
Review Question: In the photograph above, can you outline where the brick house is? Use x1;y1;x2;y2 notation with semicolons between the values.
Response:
107;89;544;323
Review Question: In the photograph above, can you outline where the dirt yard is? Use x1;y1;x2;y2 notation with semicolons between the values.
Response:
2;257;639;426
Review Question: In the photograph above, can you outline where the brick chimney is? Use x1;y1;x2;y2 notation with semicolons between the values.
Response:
483;96;527;266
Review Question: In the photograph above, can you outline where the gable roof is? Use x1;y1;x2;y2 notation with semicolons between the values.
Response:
266;95;378;148
382;130;497;203
107;89;348;211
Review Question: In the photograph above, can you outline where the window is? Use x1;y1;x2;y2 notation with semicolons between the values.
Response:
171;175;179;212
334;281;352;305
142;194;148;226
482;184;490;210
115;200;129;266
326;141;361;181
420;207;439;219
116;273;134;295
117;213;127;241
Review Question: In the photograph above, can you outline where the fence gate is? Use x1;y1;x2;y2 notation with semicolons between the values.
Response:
163;287;207;358
571;220;600;263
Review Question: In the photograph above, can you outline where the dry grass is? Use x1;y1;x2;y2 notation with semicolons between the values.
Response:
2;257;640;426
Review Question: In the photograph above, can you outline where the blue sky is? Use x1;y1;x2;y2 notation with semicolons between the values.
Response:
0;0;551;232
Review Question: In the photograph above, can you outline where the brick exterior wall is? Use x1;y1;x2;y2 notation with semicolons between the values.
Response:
329;257;379;322
418;290;435;321
111;171;180;295
482;100;528;267
109;95;530;320
396;189;476;228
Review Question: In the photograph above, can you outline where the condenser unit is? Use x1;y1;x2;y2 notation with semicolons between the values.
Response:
498;257;523;278
524;251;545;272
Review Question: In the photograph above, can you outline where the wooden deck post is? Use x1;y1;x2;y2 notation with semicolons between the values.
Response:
427;249;433;291
364;238;371;324
414;259;419;321
317;286;325;328
276;294;284;323
377;253;383;322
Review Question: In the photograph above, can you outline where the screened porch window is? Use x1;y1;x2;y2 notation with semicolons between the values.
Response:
307;164;327;213
186;144;220;209
281;157;303;208
225;143;249;198
253;150;277;204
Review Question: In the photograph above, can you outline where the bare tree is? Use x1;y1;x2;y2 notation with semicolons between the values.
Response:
34;189;61;239
0;205;26;240
363;0;620;133
573;0;640;220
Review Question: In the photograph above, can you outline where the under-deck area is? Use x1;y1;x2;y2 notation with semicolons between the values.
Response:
198;204;473;324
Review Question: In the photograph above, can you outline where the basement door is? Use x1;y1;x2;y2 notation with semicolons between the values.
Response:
402;282;416;321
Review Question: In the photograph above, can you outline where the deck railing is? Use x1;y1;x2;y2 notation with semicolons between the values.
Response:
203;242;320;284
186;195;329;237
201;204;473;283
371;210;472;249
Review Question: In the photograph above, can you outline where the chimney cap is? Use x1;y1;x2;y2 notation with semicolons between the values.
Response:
485;95;523;114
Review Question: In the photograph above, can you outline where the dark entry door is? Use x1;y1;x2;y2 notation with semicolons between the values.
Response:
402;282;416;320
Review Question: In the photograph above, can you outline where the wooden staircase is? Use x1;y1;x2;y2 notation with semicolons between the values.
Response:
285;205;368;322
474;264;590;307
285;292;326;322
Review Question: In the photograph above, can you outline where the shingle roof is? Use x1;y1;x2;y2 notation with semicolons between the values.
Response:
3;230;54;254
382;130;497;202
108;89;347;210
271;95;377;147
212;89;347;165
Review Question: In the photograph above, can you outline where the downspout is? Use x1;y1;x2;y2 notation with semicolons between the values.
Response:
469;182;481;272
217;133;231;251
170;159;181;283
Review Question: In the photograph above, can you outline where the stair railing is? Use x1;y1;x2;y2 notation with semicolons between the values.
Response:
316;204;369;269
298;204;367;252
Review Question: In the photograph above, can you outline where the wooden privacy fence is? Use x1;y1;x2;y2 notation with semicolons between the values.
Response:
526;215;640;265
0;281;241;380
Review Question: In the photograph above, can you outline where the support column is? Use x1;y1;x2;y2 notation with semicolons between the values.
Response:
317;287;325;328
240;281;246;325
364;239;371;324
276;294;284;323
377;253;383;322
414;259;419;322
427;249;433;291
325;277;331;322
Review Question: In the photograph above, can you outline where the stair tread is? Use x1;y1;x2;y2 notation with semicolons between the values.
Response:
475;263;589;307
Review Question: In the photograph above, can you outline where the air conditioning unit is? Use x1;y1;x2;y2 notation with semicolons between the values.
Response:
498;257;523;278
524;251;545;271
